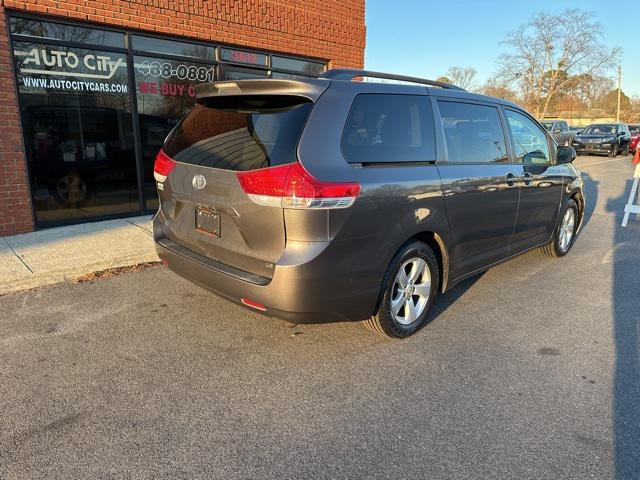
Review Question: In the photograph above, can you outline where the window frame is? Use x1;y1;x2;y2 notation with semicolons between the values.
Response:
503;107;556;166
432;97;514;165
340;92;437;165
8;11;327;72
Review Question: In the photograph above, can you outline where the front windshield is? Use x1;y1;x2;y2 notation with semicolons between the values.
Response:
582;124;617;135
541;122;553;131
629;125;640;134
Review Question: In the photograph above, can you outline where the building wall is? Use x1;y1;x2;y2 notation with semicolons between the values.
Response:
0;0;366;236
0;7;34;235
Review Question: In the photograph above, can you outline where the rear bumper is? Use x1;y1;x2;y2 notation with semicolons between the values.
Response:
153;214;381;324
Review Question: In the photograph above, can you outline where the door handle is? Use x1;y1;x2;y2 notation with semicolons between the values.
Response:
522;172;534;185
505;173;519;186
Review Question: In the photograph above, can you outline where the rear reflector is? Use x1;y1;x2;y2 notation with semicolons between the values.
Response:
153;149;176;183
236;162;360;209
241;298;267;311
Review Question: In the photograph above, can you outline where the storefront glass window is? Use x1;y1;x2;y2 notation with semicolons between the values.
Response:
131;35;216;60
14;42;137;224
134;55;215;209
271;72;315;80
271;56;324;75
222;67;269;80
9;15;327;227
9;18;125;48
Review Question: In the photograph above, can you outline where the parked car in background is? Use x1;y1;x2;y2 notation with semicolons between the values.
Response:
541;119;574;145
628;124;640;153
572;123;631;157
153;69;584;338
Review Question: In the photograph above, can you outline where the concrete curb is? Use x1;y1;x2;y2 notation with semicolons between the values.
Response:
0;216;158;295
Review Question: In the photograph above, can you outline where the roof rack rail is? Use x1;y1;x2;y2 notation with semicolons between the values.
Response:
319;69;466;91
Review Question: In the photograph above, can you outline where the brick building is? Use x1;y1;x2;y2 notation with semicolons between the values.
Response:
0;1;366;236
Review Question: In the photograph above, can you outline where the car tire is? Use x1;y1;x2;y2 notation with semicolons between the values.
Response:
364;241;439;338
622;145;629;156
540;199;579;258
608;144;618;158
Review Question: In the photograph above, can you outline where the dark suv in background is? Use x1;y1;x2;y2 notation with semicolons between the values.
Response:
572;123;631;157
153;69;584;338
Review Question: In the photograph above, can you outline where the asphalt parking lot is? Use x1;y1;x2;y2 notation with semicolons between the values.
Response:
1;155;639;480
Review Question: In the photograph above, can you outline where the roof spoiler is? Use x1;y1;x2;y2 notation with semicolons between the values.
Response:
195;79;329;102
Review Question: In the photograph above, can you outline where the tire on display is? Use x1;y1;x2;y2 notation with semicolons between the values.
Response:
364;241;439;338
53;173;89;206
540;198;579;258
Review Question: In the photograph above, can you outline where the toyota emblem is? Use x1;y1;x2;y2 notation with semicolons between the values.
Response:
192;174;207;190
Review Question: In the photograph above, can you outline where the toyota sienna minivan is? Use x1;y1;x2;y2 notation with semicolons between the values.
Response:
153;69;584;338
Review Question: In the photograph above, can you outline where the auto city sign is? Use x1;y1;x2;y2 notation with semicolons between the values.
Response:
14;47;124;80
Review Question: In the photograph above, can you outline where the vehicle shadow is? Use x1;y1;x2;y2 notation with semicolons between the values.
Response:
428;273;484;323
606;180;640;479
580;170;599;228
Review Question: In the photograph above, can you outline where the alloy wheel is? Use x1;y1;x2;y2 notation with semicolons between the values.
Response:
558;208;575;252
390;257;431;325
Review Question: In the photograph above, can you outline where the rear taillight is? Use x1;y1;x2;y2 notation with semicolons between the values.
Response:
236;163;360;209
153;150;176;183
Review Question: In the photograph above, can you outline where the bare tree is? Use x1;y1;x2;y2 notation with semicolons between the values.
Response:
479;78;522;105
599;88;632;116
441;66;477;90
496;9;620;119
572;74;615;110
623;97;640;123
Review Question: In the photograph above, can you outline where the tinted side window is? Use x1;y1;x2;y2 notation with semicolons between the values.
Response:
559;121;568;131
341;94;435;163
505;110;550;165
438;101;507;163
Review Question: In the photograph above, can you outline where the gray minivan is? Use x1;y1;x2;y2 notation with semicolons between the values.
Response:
153;69;584;338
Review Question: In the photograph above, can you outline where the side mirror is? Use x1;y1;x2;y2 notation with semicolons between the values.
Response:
556;145;576;164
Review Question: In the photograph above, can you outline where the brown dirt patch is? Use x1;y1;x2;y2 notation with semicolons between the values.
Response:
75;261;162;283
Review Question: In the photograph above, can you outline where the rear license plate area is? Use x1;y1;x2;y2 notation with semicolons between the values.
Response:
195;208;220;237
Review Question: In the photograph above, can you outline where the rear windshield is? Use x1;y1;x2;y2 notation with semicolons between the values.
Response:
163;95;312;171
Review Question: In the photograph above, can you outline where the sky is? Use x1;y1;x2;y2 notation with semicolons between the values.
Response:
364;0;639;97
